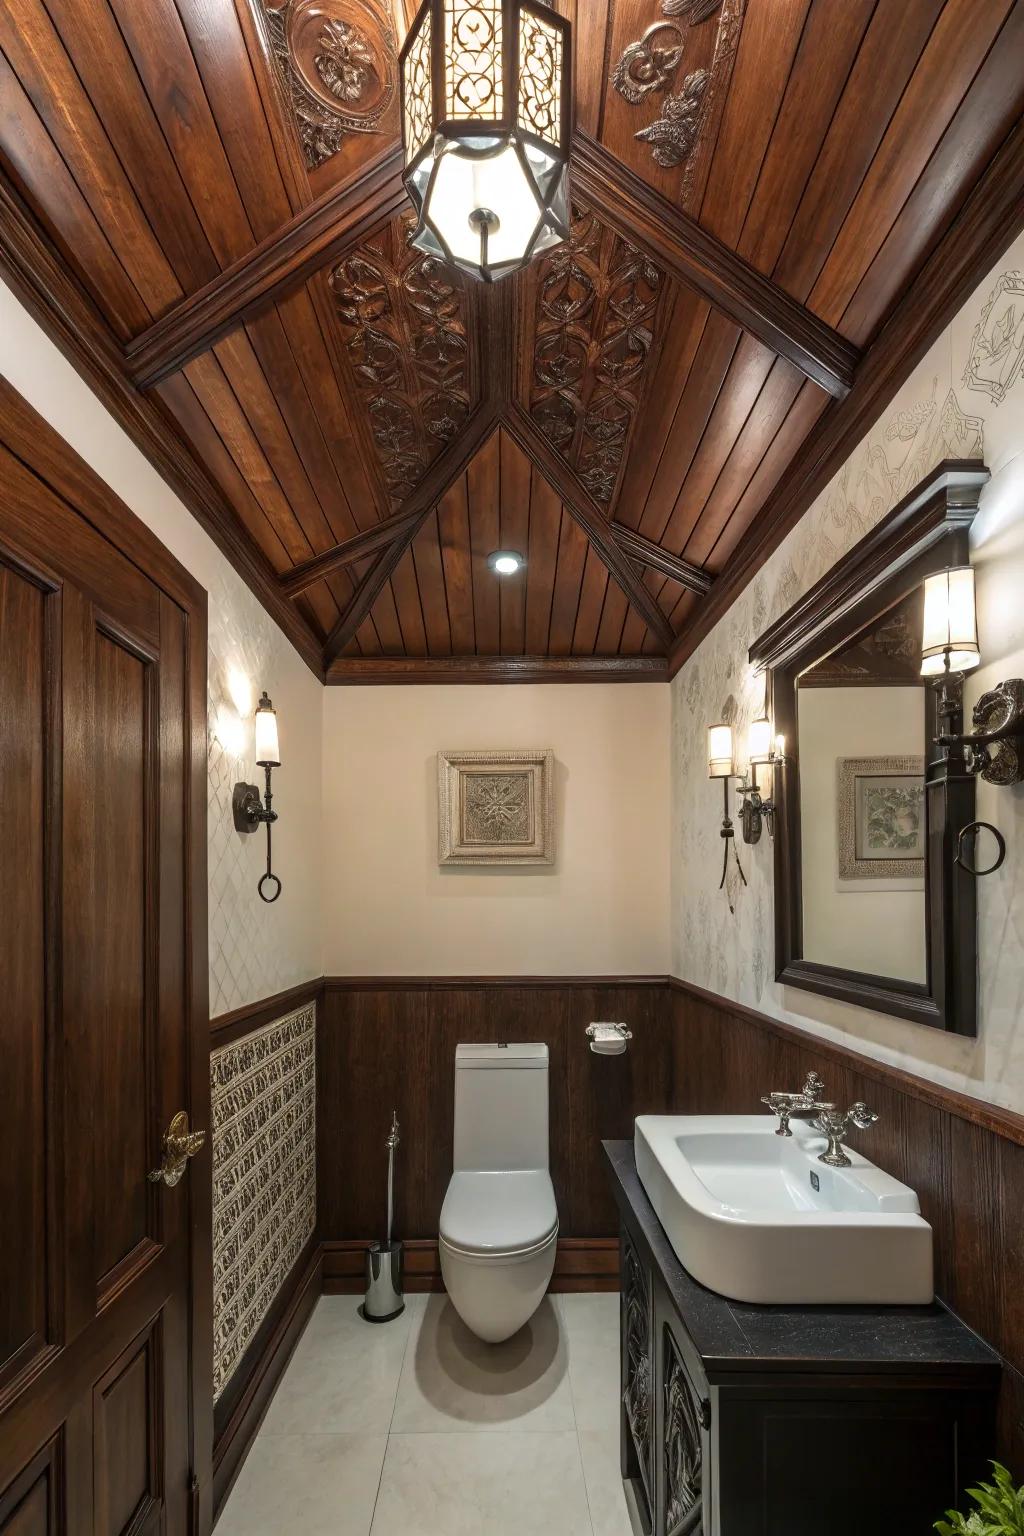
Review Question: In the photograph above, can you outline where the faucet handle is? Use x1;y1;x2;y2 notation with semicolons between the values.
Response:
801;1071;826;1100
817;1102;879;1168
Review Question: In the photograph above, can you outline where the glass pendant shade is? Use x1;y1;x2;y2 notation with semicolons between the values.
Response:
400;0;571;282
921;567;981;676
254;692;281;767
707;724;734;780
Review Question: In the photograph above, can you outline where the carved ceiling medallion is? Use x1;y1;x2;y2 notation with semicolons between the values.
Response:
636;68;709;167
263;0;396;170
329;216;472;504
526;204;665;506
612;23;686;106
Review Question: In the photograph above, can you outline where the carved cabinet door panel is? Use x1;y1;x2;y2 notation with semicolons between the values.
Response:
0;434;205;1535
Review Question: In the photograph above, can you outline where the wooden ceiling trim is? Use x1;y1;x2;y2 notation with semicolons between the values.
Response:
125;143;406;387
806;0;1015;331
0;166;324;675
321;404;499;662
610;526;712;597
0;53;151;338
730;0;876;280
280;505;424;597
504;406;675;652
571;131;859;400
696;0;813;250
837;1;1024;348
1;0;184;315
668;110;1024;676
767;0;944;314
324;655;670;684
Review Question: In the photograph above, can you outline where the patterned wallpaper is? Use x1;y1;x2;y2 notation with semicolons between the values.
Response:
672;229;1024;1114
207;568;323;1019
211;1002;317;1402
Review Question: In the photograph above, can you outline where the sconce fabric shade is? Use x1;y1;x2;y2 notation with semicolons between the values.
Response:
707;724;734;780
254;692;281;767
747;716;774;766
400;0;571;283
921;567;981;676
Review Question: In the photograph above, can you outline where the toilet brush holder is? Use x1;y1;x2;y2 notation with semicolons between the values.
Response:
363;1241;404;1323
363;1109;404;1323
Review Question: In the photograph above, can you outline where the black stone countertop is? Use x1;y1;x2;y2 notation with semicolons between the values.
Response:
604;1139;1000;1379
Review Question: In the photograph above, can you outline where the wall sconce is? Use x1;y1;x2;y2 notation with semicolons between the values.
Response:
922;566;1024;787
737;717;787;845
233;691;282;903
707;723;747;912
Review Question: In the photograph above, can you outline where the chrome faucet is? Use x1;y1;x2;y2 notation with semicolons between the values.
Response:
815;1103;879;1168
760;1071;834;1137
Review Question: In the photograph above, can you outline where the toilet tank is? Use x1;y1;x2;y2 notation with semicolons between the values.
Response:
453;1043;549;1172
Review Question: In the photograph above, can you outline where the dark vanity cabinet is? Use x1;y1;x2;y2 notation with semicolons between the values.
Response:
608;1142;999;1536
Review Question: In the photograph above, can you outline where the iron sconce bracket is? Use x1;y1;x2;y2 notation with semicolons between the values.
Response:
232;765;282;903
932;673;1024;786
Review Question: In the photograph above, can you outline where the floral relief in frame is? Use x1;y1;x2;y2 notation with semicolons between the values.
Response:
437;749;555;865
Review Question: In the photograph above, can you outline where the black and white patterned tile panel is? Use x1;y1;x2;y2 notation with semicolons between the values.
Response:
211;1002;317;1402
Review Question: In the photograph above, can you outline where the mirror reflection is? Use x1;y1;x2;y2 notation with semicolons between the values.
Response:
796;591;926;985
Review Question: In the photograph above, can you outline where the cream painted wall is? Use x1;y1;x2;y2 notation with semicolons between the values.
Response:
798;687;926;984
671;228;1024;1115
321;685;671;975
0;280;324;1017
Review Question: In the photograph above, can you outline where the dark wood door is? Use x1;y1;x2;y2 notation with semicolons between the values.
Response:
0;385;210;1536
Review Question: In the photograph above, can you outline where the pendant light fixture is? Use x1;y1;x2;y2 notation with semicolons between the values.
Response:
400;0;572;283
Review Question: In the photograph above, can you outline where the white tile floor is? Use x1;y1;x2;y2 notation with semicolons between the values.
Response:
217;1291;637;1536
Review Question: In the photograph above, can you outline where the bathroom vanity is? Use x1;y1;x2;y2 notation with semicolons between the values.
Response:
606;1139;1000;1536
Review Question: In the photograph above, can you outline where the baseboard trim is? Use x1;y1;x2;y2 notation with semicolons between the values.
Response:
321;1237;619;1294
212;1241;323;1520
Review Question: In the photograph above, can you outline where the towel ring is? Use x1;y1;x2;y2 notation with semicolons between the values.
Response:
955;821;1006;878
258;871;282;903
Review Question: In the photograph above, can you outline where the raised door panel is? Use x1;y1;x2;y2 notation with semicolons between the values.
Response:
93;1324;161;1536
0;559;52;1392
0;1439;62;1536
91;630;153;1300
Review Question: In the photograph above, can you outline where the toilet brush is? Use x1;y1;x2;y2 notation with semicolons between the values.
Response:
363;1110;405;1323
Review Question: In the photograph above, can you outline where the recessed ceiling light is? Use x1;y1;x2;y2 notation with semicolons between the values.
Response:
488;550;525;576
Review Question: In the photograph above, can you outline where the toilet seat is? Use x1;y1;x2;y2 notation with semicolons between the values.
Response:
440;1170;558;1257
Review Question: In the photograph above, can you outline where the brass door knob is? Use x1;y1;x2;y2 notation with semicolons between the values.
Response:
149;1110;206;1187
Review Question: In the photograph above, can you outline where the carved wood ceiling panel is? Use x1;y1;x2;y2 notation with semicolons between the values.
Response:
519;202;671;507
326;214;476;506
2;0;1023;677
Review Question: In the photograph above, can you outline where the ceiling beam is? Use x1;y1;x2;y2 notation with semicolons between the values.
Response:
667;115;1024;678
504;406;676;652
0;171;325;679
280;505;427;598
610;524;712;596
325;655;668;684
571;132;860;401
322;404;500;663
125;143;408;389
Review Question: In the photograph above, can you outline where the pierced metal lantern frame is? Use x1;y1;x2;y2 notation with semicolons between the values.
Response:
399;0;572;283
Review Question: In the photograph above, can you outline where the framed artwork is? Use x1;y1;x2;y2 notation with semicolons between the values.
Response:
437;749;555;866
836;755;925;881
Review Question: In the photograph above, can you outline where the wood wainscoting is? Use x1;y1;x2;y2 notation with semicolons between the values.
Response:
668;977;1024;1475
317;977;674;1255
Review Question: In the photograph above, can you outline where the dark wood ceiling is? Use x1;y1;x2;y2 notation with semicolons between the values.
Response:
2;0;1022;682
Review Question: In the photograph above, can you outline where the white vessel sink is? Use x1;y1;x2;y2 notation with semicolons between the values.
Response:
634;1115;933;1305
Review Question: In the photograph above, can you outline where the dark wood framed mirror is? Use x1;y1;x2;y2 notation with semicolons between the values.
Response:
749;461;991;1037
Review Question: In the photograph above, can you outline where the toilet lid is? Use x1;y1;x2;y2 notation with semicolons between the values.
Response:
440;1170;558;1255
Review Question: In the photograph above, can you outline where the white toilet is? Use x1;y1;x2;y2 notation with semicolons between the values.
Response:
439;1043;558;1344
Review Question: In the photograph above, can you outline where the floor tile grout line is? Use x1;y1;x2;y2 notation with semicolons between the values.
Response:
368;1293;423;1534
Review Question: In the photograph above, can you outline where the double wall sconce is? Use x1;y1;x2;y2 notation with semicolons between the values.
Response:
233;691;283;904
922;565;1024;787
707;718;786;910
